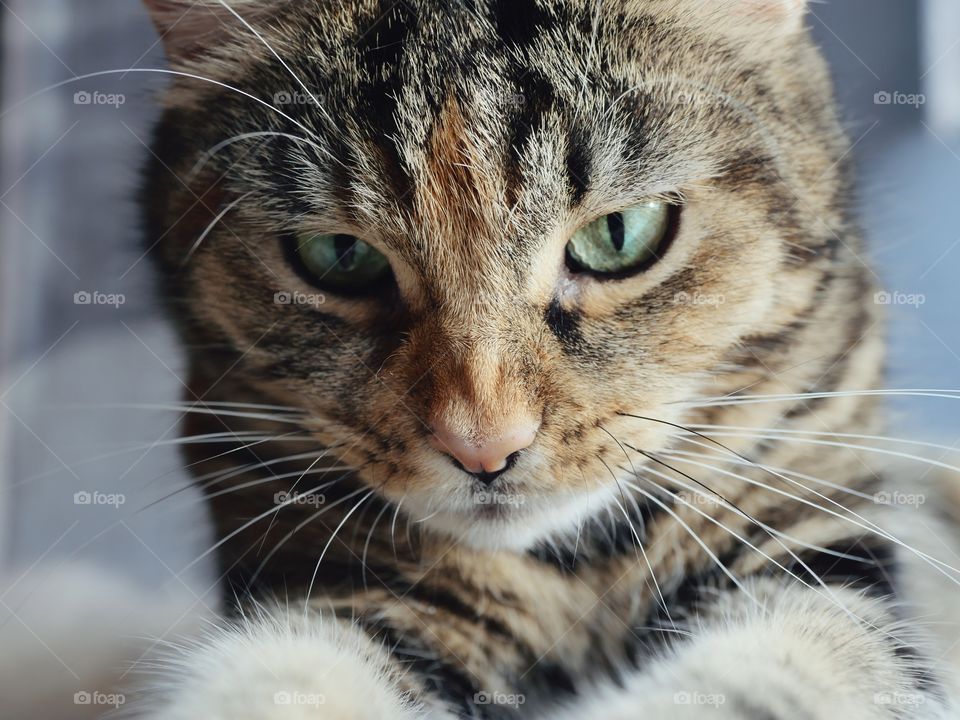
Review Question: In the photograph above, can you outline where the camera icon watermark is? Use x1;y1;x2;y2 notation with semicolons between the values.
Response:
683;491;725;509
874;90;925;108
675;89;727;108
74;691;125;708
73;90;126;108
874;691;926;706
673;691;726;707
273;691;325;707
673;291;725;307
474;691;526;708
74;490;126;509
274;491;326;507
873;290;925;308
273;90;316;106
874;490;926;509
74;290;126;308
473;491;526;508
493;90;526;111
274;291;326;307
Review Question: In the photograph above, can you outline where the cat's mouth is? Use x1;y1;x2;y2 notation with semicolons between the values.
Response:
396;465;620;552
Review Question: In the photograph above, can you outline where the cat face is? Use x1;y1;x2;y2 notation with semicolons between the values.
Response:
146;0;848;550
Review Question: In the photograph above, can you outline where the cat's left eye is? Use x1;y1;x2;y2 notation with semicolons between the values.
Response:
566;201;674;276
293;232;391;291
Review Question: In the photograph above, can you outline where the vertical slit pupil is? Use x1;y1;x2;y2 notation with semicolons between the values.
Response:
334;234;358;269
607;213;625;252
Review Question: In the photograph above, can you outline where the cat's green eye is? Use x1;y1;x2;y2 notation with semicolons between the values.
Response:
566;201;673;276
294;233;391;290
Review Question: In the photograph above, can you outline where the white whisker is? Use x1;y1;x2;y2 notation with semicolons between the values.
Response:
656;441;960;586
213;0;335;129
390;496;406;560
188;131;326;180
686;423;960;455
616;477;760;608
303;490;375;617
182;191;254;265
181;478;337;572
687;388;960;408
249;485;372;588
623;472;881;632
662;446;874;501
1;68;323;141
677;430;960;477
13;433;315;488
362;501;392;589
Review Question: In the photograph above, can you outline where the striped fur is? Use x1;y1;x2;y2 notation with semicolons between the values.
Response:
140;1;954;717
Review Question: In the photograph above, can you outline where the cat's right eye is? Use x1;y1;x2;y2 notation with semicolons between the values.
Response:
565;201;677;277
292;232;391;292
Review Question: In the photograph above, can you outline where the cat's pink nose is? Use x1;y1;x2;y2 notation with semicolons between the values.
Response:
429;420;540;477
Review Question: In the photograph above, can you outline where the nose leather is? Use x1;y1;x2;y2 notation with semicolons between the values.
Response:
429;420;540;475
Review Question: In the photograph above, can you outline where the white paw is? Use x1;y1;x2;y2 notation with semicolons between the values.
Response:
139;608;428;720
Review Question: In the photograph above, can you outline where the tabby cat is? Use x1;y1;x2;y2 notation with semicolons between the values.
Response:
139;0;957;717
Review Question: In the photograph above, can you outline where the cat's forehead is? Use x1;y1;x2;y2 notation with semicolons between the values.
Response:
259;5;685;205
243;4;603;243
197;0;763;261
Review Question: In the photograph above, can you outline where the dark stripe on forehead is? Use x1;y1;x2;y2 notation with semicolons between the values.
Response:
355;0;416;69
270;133;336;218
353;1;419;204
567;124;592;205
491;0;551;52
507;70;557;192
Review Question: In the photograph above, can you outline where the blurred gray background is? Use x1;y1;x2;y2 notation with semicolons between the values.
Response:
0;1;959;716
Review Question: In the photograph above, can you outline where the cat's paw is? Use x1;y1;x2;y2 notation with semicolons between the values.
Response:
138;609;428;720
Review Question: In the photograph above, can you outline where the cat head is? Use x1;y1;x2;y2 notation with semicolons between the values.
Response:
144;0;857;550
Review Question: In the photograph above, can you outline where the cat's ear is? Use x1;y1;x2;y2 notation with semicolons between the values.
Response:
142;0;277;61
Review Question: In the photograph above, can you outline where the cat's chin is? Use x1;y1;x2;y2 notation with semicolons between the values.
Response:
407;486;619;553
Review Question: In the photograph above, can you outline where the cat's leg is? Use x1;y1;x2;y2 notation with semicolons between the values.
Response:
552;580;950;720
139;606;454;720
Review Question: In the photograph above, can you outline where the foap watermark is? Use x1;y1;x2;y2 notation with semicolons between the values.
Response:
675;89;728;109
673;291;725;307
492;89;526;111
273;90;318;106
275;291;326;307
674;691;726;707
74;691;125;708
474;691;526;709
874;490;926;509
74;490;126;508
874;291;925;308
273;691;325;707
473;491;526;508
682;491;725;509
274;490;326;507
74;90;126;108
874;91;926;109
875;691;926;707
74;290;126;308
